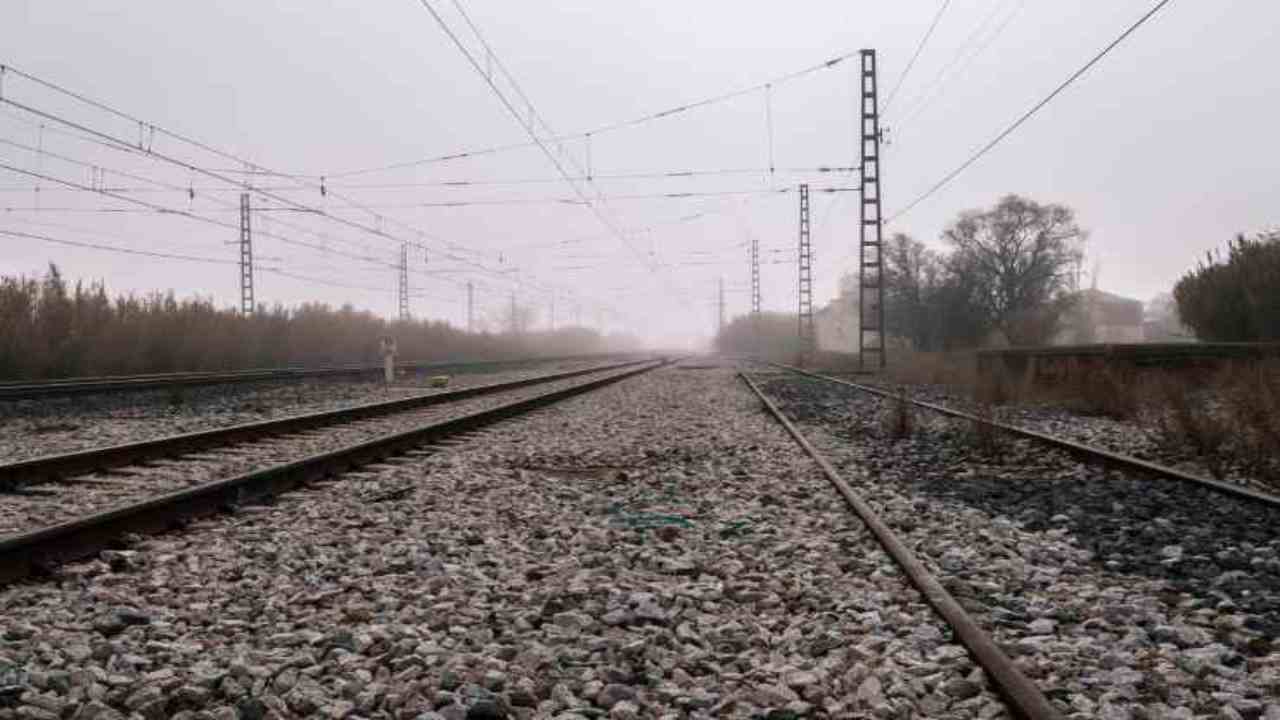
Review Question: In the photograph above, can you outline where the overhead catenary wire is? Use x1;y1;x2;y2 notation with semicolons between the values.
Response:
0;164;858;194
894;0;1027;132
884;0;954;113
325;44;864;179
0;228;238;265
413;0;686;303
0;68;613;313
887;0;1174;225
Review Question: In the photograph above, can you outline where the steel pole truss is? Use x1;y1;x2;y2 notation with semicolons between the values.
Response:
798;183;814;361
859;49;886;371
398;243;410;322
750;235;761;351
238;193;254;316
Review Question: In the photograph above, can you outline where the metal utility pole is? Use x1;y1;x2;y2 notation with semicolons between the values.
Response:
798;183;814;361
549;293;555;332
238;193;254;316
858;49;886;371
509;292;518;334
397;242;410;321
717;277;725;335
466;281;474;333
750;235;761;350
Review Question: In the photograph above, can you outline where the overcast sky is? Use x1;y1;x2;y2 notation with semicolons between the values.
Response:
0;1;1276;347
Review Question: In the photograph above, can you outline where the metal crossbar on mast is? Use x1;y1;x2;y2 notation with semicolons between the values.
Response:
859;49;886;371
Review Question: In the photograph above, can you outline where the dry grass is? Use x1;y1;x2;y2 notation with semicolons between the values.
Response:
1218;361;1280;484
880;390;916;440
1051;364;1142;420
969;399;1004;457
1147;374;1231;479
886;350;979;388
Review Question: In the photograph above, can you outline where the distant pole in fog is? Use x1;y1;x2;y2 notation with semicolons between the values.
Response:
798;183;814;359
238;193;254;316
397;242;410;321
717;277;725;335
750;234;760;350
466;281;474;333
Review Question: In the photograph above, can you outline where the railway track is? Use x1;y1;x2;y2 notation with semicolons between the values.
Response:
773;362;1280;508
0;358;668;584
751;365;1280;717
0;352;634;400
740;371;1062;720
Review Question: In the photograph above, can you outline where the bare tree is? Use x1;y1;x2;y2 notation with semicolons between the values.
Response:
944;194;1084;345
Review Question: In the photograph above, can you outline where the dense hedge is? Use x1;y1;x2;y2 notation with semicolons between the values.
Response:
1174;234;1280;341
0;265;634;380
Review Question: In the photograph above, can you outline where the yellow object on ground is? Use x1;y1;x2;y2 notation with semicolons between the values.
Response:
428;375;450;388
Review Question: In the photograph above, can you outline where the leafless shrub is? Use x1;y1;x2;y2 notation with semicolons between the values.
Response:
1053;363;1141;420
969;400;1004;457
886;350;978;388
1148;374;1230;479
881;390;915;440
1219;361;1280;485
975;361;1025;407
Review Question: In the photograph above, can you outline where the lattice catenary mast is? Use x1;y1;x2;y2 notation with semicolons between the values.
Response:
466;281;475;333
858;49;886;371
238;193;254;316
397;243;410;321
797;183;814;360
717;277;725;335
750;235;761;349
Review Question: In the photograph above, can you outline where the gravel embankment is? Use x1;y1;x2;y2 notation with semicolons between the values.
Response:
0;363;1012;719
0;364;649;537
0;360;616;464
757;372;1280;720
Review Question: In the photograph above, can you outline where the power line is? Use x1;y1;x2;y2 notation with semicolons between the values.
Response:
0;164;857;193
884;0;954;112
0;228;237;265
326;45;864;179
0;68;605;310
888;0;1174;224
413;0;682;303
894;0;1026;132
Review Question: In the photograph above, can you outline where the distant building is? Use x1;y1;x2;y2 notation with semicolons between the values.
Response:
1054;288;1144;344
814;287;859;353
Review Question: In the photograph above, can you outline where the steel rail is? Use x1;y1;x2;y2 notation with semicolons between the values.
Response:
740;371;1063;720
0;359;669;585
770;363;1280;509
0;353;636;400
0;358;652;490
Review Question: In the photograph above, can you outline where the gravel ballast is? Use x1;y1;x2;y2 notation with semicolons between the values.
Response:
757;371;1280;719
0;364;647;537
0;363;1012;719
0;360;613;464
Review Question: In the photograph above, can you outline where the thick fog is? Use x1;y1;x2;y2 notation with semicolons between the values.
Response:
1;1;1276;348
